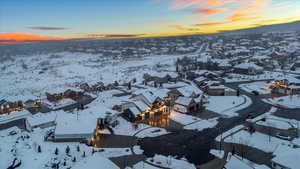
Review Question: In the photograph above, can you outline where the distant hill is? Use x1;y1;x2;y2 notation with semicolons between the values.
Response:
222;20;300;35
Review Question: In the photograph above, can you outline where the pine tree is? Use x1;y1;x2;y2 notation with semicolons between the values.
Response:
54;148;59;155
66;146;70;155
72;157;76;162
128;82;131;90
37;145;41;153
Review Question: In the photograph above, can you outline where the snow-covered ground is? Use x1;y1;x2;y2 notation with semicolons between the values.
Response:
256;114;295;130
0;127;142;169
169;111;201;125
224;130;292;153
239;81;271;94
206;95;252;117
183;118;218;131
0;52;182;102
263;95;300;108
210;150;270;169
146;155;196;169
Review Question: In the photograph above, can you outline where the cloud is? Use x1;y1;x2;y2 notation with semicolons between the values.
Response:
0;33;67;44
190;7;227;19
194;0;271;27
86;34;144;38
27;26;69;30
170;0;239;9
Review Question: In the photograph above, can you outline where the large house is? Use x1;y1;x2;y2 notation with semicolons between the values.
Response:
26;112;57;131
207;85;237;96
233;62;264;75
269;77;300;95
173;96;205;114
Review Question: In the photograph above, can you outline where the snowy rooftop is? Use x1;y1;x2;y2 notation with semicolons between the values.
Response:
133;100;150;112
0;109;32;124
55;112;98;135
177;85;203;97
26;112;57;127
272;145;300;169
234;62;263;70
175;97;193;106
71;154;119;169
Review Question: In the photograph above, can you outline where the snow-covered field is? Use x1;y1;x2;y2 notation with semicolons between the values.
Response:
169;111;201;125
0;127;143;169
263;95;300;108
256;114;295;130
183;118;218;131
239;81;271;94
0;52;181;102
224;130;292;153
206;95;252;117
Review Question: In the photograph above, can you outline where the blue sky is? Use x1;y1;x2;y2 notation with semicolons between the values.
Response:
1;0;300;43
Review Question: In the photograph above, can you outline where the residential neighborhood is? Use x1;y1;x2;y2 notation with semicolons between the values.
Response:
1;30;300;169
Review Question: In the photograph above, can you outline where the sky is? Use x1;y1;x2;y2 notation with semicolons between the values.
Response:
1;0;300;44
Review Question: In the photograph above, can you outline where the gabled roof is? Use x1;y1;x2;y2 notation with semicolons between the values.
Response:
234;62;263;70
133;100;150;112
175;97;194;106
177;85;203;97
128;106;141;116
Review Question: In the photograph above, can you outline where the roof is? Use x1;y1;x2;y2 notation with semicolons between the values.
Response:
134;100;150;112
128;106;141;116
72;154;119;169
175;97;193;106
177;85;203;97
234;62;263;70
26;112;57;127
55;112;97;135
0;109;31;124
209;85;227;89
272;145;300;169
194;76;207;82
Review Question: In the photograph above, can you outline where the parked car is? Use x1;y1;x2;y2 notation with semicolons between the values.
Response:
275;132;292;141
251;90;259;95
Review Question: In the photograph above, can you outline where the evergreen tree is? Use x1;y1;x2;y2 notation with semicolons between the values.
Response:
128;82;131;90
66;146;70;155
54;148;59;155
37;145;41;153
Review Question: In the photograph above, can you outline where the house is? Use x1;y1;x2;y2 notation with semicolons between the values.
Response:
291;61;300;71
177;85;203;98
168;88;184;103
207;85;237;96
123;106;144;122
271;145;300;169
233;62;264;75
53;104;119;143
0;100;25;114
26;112;57;131
122;100;151;122
270;77;300;94
0;109;32;124
54;113;98;143
173;96;204;114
